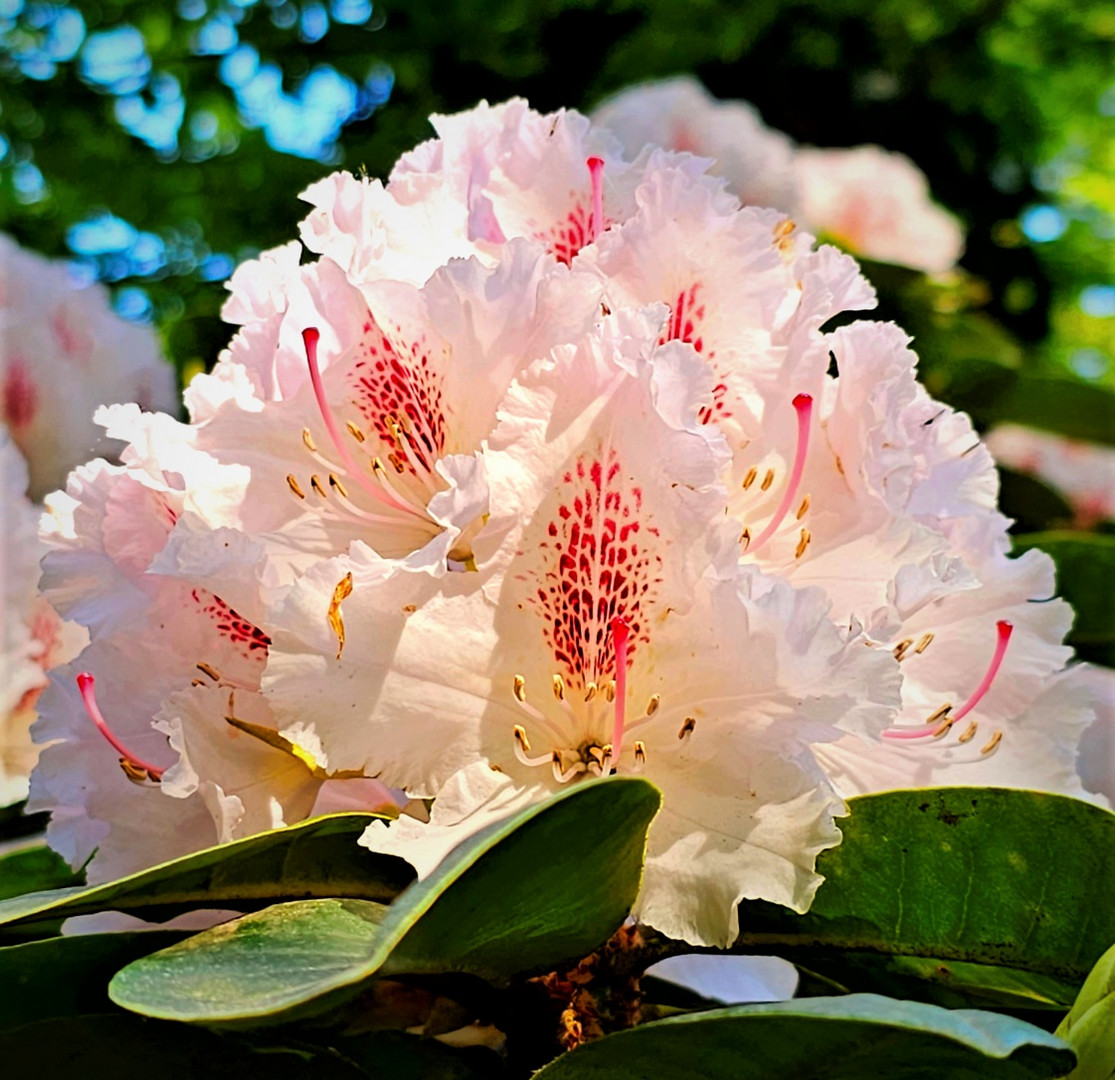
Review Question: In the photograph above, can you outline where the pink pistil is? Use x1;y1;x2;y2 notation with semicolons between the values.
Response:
883;620;1014;740
608;616;630;770
586;157;605;243
302;328;415;516
76;672;166;780
748;393;813;554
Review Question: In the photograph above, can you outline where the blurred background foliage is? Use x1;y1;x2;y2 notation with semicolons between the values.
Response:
2;0;1113;653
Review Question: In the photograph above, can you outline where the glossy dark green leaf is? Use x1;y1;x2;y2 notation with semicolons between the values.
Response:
0;844;82;903
730;790;1115;990
990;376;1115;448
1012;533;1115;665
109;777;661;1025
0;814;413;938
0;932;185;1030
534;995;1076;1079
1056;943;1115;1080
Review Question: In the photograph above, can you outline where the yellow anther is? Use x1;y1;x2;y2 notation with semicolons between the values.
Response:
388;453;405;473
552;674;566;701
893;638;914;661
327;572;354;659
310;474;327;498
925;703;952;726
302;427;317;453
760;468;775;492
371;458;387;479
587;745;606;763
286;474;306;499
584;681;598;703
513;724;531;753
773;218;796;242
981;730;1003;755
958;721;978;744
645;694;660;716
345;420;366;443
742;467;758;490
678;717;696;740
795;528;812;559
513;674;527;703
119;758;153;784
915;632;935;654
328;473;349;498
196;661;221;682
796;495;811;520
604;680;616;703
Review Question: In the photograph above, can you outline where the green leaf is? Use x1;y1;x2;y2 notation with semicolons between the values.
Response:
0;814;413;938
989;376;1115;447
533;995;1076;1079
0;1015;371;1079
109;776;661;1026
1012;533;1115;665
0;932;186;1031
1056;942;1115;1080
0;844;82;902
730;790;1115;993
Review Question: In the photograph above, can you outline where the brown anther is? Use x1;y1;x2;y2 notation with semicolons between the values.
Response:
739;527;751;550
796;495;811;520
915;632;935;654
387;452;406;473
584;681;598;703
678;717;696;740
301;427;317;453
328;473;349;499
645;694;660;716
345;420;366;443
634;740;646;764
191;678;205;687
552;674;565;701
401;604;417;614
119;758;153;784
551;750;563;766
371;458;387;479
760;468;775;492
513;674;527;703
513;724;531;752
310;474;327;498
196;661;221;682
773;218;796;243
925;703;952;726
327;572;354;659
742;467;758;490
958;721;978;744
286;474;306;499
604;680;616;702
893;638;914;661
981;730;1003;755
795;528;812;559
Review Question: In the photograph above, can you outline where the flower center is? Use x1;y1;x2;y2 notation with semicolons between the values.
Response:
77;672;166;783
883;619;1013;754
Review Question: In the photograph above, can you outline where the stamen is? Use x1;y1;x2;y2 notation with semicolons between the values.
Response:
311;474;327;498
915;632;935;654
286;475;306;499
76;672;165;781
958;721;978;744
893;638;914;662
884;621;1013;741
603;680;616;703
742;467;757;490
981;730;1003;755
633;740;646;769
586;157;605;242
512;726;552;768
513;674;527;703
327;572;354;660
345;420;365;443
584;681;598;703
552;674;566;701
883;703;951;741
796;495;811;520
607;616;631;770
645;694;660;716
329;473;349;499
678;717;696;742
301;328;416;516
196;662;221;682
302;428;317;453
748;394;814;554
795;527;811;559
739;527;751;550
552;751;584;784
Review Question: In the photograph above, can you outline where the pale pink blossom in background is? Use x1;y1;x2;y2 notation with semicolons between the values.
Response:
0;234;177;499
591;76;964;275
985;423;1115;526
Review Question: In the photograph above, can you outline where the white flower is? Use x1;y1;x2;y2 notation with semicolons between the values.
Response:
1;432;83;805
265;309;901;946
985;423;1115;526
0;234;176;498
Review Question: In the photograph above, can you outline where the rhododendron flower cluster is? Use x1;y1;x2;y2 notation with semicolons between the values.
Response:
591;77;964;275
31;99;1108;946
